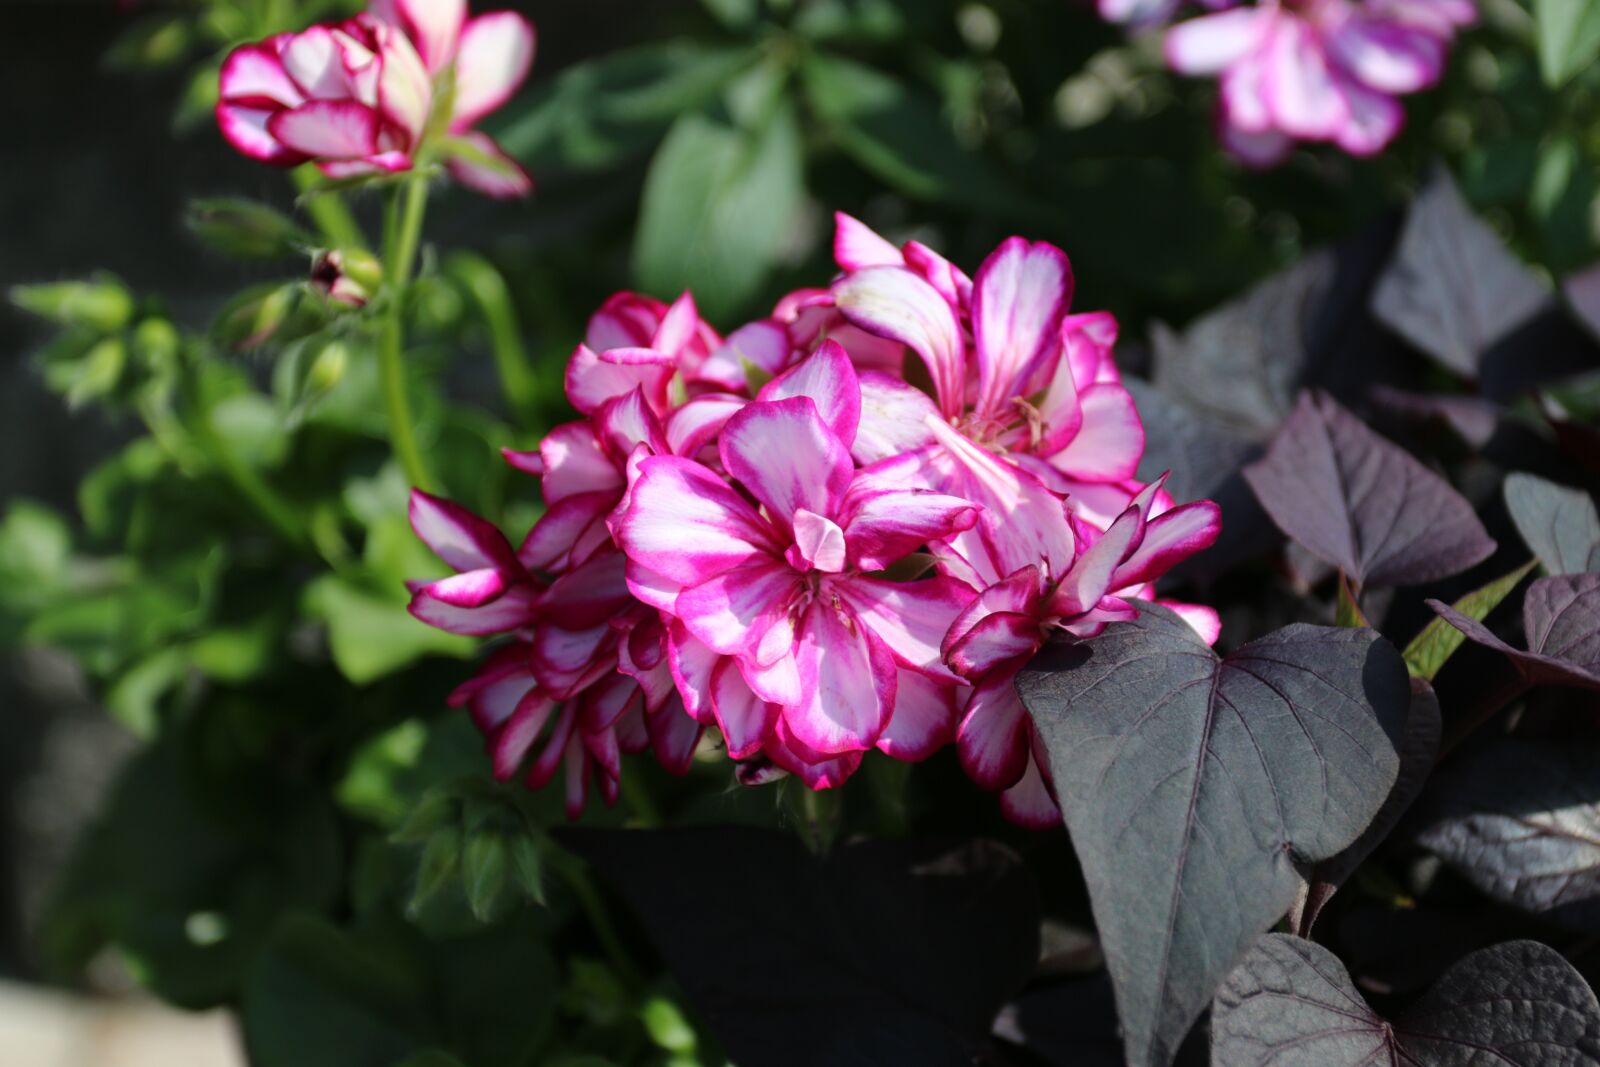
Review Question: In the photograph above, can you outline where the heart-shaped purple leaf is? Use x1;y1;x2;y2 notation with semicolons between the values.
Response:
1505;472;1600;576
1213;935;1600;1065
1244;391;1496;588
1371;165;1550;379
1427;573;1600;690
1016;606;1409;1067
1418;740;1600;933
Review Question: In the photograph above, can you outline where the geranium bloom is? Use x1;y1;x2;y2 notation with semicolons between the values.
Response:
217;0;535;196
1162;0;1476;166
614;343;980;759
410;215;1223;825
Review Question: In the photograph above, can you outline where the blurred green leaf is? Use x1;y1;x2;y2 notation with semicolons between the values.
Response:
105;646;187;738
1535;0;1600;88
634;100;804;320
699;0;760;30
44;737;342;1008
243;914;428;1067
0;500;72;616
461;829;509;922
496;42;756;173
105;14;193;70
794;0;906;42
303;574;472;685
801;52;1024;215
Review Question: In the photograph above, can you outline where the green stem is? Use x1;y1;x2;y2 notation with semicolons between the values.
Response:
292;165;366;251
379;177;437;494
447;251;539;427
546;846;644;991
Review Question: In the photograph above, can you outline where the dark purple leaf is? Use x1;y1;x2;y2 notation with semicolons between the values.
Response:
1371;165;1550;378
1418;740;1600;933
1213;935;1600;1065
1427;573;1600;690
1370;383;1502;449
1505;472;1600;575
1244;391;1497;588
1016;606;1410;1067
1294;677;1441;936
560;828;1039;1067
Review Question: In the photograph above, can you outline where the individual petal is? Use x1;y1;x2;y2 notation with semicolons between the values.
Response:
491;690;555;780
719;398;855;531
216;105;304;165
850;372;941;466
280;26;350;99
524;701;578;789
943;565;1045;665
1031;352;1083;458
945;610;1042;680
562;735;592;819
1158;599;1224;645
451;11;536;129
596;386;669;464
1112;499;1223;591
219;43;304;108
666;394;746;458
1265;16;1348;139
566;343;670;416
788;510;848;574
648;695;704;775
1045;383;1144;482
651;291;705;356
836;575;978;680
875;669;958;761
667;623;720;723
957;670;1030;791
764;722;864;789
518;491;616;573
972;237;1074;419
711;658;779;759
999;749;1061;830
537;421;622;504
833;266;967;418
371;0;464;73
1218;115;1295;168
444;131;534;198
694;319;793;392
587;292;666;351
1049;504;1144;619
839;486;979;572
1101;0;1181;26
756;340;861;448
1326;18;1444;94
580;672;640;736
1055;596;1139;638
927;419;1077;578
409;490;519;572
674;559;801;657
903;240;973;310
417;567;508;608
1331;77;1405;157
783;602;897;755
373;24;431;142
536;550;633;629
1164;7;1269;74
1062;311;1121;386
833;211;903;270
267;99;380;159
614;455;781;585
317;150;413;179
409;584;537;635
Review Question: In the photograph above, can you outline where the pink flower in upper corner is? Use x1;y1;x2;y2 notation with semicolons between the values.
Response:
1162;0;1476;166
614;343;980;766
217;0;536;197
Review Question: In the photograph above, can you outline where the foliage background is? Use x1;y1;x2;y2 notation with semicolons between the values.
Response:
3;0;1600;1064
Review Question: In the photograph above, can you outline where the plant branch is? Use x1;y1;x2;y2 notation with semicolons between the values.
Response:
379;176;437;494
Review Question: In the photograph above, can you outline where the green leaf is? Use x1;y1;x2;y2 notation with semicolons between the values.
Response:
495;42;755;173
801;52;1027;216
1403;561;1538;680
509;834;547;906
302;574;472;685
410;829;462;916
0;500;72;616
65;337;129;409
1334;574;1369;628
793;0;906;42
633;100;804;321
243;915;428;1067
461;830;509;922
105;646;188;738
641;996;698;1054
1535;0;1600;88
699;0;759;29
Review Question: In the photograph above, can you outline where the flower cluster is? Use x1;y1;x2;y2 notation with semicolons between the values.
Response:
409;216;1221;825
217;0;535;197
1104;0;1476;167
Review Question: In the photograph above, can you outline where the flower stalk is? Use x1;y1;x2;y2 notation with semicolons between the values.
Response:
379;175;438;494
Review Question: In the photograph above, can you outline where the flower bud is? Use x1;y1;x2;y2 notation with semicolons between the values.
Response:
188;198;310;260
131;318;182;376
11;276;135;333
306;340;350;395
311;250;381;308
215;283;297;350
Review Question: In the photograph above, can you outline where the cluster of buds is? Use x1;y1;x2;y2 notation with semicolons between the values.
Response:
409;216;1222;825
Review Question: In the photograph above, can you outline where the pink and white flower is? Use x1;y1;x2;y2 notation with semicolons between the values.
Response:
1161;0;1476;166
217;0;535;196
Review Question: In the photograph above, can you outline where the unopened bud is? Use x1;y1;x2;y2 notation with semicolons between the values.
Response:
310;249;380;308
12;275;135;333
